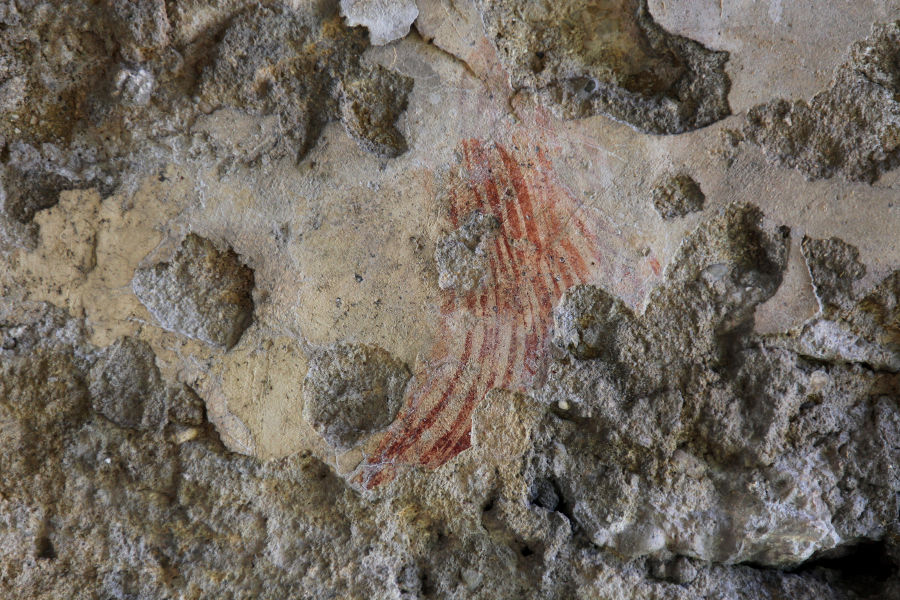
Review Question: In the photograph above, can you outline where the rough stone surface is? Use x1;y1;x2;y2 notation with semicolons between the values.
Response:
302;342;411;450
340;0;418;45
1;298;898;599
651;173;705;219
739;20;900;182
434;210;500;292
539;205;899;569
474;0;731;134
132;233;255;349
2;1;900;599
198;3;413;161
802;235;868;314
0;0;413;251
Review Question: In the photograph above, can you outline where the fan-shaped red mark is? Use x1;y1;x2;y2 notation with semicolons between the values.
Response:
358;140;627;487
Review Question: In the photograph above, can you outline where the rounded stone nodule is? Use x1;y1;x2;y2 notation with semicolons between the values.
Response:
302;342;411;451
132;233;255;350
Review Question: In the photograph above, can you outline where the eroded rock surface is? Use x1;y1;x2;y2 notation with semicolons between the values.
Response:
434;210;500;292
802;235;867;314
529;204;900;569
2;2;899;599
2;296;898;599
651;173;705;219
475;0;731;133
0;0;413;250
132;233;255;349
0;303;422;599
302;342;411;450
789;238;900;373
198;3;413;161
739;20;900;182
340;0;418;45
0;0;192;248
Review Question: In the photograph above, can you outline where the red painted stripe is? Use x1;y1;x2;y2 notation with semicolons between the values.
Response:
379;328;476;460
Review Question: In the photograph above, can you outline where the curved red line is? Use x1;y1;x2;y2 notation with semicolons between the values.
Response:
423;262;506;463
376;328;476;461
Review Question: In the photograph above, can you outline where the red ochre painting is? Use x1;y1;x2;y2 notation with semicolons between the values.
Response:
358;139;648;488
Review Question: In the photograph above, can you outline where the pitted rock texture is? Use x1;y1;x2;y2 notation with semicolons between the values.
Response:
532;204;900;569
0;303;422;599
198;3;413;161
0;0;413;250
789;253;900;373
3;2;900;599
474;0;731;133
651;173;705;219
739;20;900;182
302;342;411;450
132;233;255;349
802;235;867;314
2;300;898;599
434;210;500;293
0;0;197;248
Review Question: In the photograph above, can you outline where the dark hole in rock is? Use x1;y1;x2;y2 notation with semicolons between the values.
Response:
420;570;436;596
529;477;561;512
790;540;898;597
35;536;56;560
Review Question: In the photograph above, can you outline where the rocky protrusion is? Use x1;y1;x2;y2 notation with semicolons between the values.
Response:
89;337;168;430
740;20;900;182
474;0;731;134
302;342;410;451
132;234;255;349
340;0;418;46
434;210;500;293
0;163;76;248
339;66;413;158
801;236;866;314
197;4;413;162
537;205;900;567
105;0;171;62
651;173;705;219
791;239;900;372
552;284;636;362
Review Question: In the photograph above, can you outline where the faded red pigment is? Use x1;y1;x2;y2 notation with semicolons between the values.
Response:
358;140;617;488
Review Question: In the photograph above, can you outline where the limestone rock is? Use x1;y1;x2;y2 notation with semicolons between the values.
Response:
302;342;411;450
741;20;900;182
0;1;414;251
474;0;731;133
802;235;867;314
434;210;500;293
535;204;899;568
340;0;419;46
651;173;705;219
197;3;413;162
132;234;255;349
106;0;171;61
339;65;414;157
89;337;168;430
2;2;900;599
